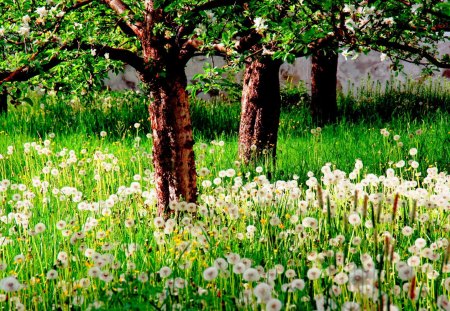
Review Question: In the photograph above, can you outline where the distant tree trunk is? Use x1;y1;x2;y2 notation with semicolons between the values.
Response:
239;58;282;165
311;47;338;124
0;86;7;114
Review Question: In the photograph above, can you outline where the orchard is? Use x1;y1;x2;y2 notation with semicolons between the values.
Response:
0;0;449;310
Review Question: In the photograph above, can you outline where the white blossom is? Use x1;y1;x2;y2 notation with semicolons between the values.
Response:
254;17;268;34
18;25;30;37
36;7;48;18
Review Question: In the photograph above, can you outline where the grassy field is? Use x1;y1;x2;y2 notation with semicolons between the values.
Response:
0;81;449;310
1;78;449;179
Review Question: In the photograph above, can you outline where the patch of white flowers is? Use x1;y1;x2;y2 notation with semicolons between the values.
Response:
254;17;268;34
0;134;448;310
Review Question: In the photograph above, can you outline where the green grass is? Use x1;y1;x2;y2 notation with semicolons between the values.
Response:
1;108;448;183
1;78;449;179
0;81;449;310
339;78;450;122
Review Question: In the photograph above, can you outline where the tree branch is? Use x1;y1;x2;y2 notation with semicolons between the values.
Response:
395;21;450;32
77;43;144;71
235;32;262;53
190;0;246;14
0;42;145;85
0;56;63;85
179;39;233;63
376;39;450;68
0;0;145;85
101;0;142;38
396;0;411;6
66;0;94;13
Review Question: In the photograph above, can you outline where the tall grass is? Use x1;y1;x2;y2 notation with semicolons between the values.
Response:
339;78;450;122
0;79;449;310
2;78;449;139
1;79;448;179
0;130;449;310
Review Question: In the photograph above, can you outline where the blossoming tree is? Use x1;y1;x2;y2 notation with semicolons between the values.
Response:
0;0;244;216
245;0;450;126
199;0;449;165
192;1;324;164
308;0;450;123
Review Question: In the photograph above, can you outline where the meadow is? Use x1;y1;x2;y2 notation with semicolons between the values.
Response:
0;79;449;310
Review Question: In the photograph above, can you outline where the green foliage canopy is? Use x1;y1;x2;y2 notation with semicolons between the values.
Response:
0;0;448;98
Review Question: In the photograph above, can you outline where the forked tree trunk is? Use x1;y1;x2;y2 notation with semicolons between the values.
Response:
0;86;7;114
147;69;197;216
311;48;338;124
239;58;282;164
139;3;198;217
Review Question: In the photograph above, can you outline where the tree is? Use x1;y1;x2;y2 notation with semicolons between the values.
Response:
219;0;450;161
310;38;338;124
0;0;241;216
193;2;321;165
231;29;284;165
309;0;450;124
238;57;282;165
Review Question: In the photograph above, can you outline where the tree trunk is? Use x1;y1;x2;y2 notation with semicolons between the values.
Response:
239;58;282;165
0;86;7;114
138;3;198;217
146;68;197;216
311;48;338;124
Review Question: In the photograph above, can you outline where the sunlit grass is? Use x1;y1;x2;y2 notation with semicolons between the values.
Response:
0;82;449;310
0;126;449;310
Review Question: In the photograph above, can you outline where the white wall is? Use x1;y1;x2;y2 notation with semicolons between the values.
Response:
105;41;450;95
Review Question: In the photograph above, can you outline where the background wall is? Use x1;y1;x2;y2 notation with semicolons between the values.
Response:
105;41;450;95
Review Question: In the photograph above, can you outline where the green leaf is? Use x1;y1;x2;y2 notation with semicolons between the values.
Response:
435;3;450;17
22;97;34;106
321;0;333;11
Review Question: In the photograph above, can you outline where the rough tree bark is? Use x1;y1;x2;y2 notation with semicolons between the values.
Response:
238;58;282;165
0;86;7;114
311;47;338;124
145;69;197;215
140;4;197;216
